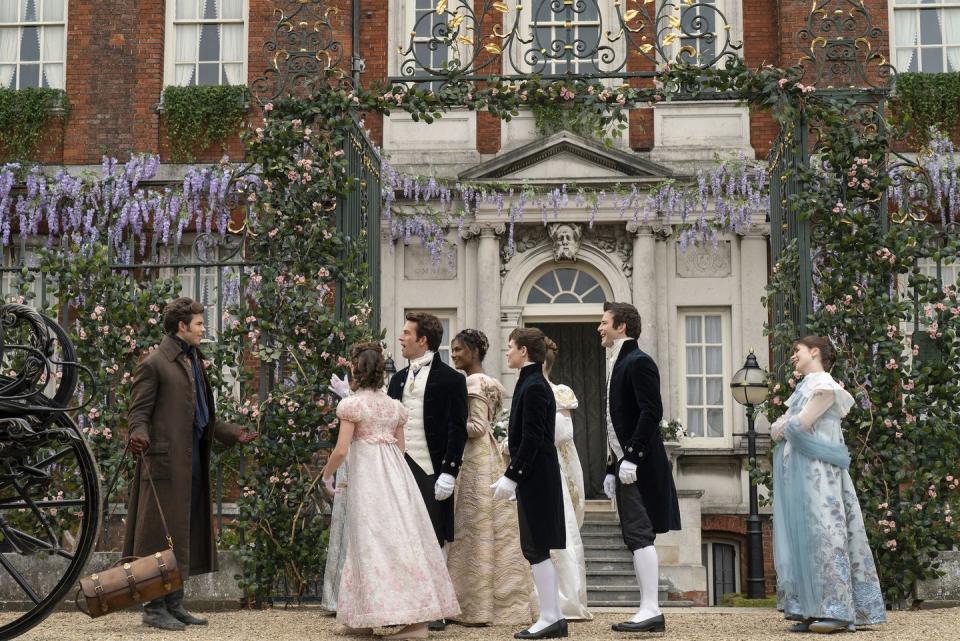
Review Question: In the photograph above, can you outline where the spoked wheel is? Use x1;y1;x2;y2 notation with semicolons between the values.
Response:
0;413;101;640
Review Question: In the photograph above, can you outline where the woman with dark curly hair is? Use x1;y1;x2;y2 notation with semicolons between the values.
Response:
445;329;536;626
321;342;460;638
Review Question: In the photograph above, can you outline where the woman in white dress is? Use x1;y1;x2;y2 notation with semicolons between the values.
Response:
321;342;460;638
543;338;592;621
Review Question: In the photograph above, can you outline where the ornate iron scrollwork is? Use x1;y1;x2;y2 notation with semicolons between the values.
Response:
393;1;742;85
796;0;895;90
251;0;348;102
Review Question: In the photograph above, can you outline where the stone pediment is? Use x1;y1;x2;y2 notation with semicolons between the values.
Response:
459;131;673;182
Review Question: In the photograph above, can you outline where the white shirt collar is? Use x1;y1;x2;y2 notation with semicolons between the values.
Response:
410;351;435;369
609;337;631;361
521;361;537;369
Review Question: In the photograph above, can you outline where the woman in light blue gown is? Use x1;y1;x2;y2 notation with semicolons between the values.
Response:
770;336;886;634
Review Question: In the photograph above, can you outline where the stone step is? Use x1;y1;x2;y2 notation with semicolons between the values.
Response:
582;533;627;544
585;559;636;572
586;585;669;605
579;523;623;536
583;512;620;524
582;542;631;553
586;572;640;587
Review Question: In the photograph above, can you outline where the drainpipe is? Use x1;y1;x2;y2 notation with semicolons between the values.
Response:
351;0;365;87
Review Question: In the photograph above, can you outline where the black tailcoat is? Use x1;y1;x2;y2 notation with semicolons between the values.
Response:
607;339;681;533
504;363;565;551
387;353;468;542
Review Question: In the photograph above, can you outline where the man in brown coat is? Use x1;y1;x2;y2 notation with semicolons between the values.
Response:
124;297;257;631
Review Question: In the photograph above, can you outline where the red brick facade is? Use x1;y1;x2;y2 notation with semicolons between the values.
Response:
702;513;777;598
22;1;907;165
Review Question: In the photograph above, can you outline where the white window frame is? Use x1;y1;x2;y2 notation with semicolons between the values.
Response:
1;243;49;309
889;0;960;74
679;308;733;447
163;0;249;88
702;539;740;606
658;0;743;69
0;0;68;90
396;0;473;89
159;237;225;339
404;308;456;366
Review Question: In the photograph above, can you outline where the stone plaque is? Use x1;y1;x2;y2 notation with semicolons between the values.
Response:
404;243;458;280
676;241;732;278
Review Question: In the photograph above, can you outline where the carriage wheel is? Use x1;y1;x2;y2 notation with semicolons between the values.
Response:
0;414;101;640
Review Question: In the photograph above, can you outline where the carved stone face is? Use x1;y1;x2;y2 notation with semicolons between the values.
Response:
551;224;581;261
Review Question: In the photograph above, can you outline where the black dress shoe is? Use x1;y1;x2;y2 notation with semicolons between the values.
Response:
514;619;568;639
428;619;446;631
612;614;666;633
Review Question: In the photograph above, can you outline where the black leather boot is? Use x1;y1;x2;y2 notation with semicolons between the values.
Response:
165;589;208;626
143;598;186;631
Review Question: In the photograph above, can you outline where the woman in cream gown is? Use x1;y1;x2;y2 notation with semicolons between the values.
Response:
544;338;592;621
445;329;537;626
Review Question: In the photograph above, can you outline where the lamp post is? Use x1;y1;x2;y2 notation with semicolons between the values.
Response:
730;349;770;599
383;352;397;389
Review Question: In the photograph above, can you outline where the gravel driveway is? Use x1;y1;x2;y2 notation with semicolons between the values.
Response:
11;608;959;641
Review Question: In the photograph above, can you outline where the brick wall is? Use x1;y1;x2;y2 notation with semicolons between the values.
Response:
702;513;777;598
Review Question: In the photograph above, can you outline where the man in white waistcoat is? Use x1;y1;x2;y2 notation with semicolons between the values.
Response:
387;311;468;631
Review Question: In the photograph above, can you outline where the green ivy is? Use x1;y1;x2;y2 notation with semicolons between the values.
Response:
531;101;605;139
892;73;960;144
162;84;249;161
0;88;68;161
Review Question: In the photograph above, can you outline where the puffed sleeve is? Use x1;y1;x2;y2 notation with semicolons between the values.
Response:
396;401;409;429
553;384;579;411
466;394;490;438
336;396;365;424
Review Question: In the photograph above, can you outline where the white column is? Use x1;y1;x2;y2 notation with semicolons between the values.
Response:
628;222;657;359
654;224;673;416
380;228;398;356
461;224;480;331
476;223;505;372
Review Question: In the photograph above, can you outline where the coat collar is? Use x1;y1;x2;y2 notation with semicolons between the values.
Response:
160;334;207;363
516;361;543;384
612;338;639;370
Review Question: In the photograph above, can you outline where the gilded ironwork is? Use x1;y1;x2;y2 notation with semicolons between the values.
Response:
796;0;894;90
251;0;348;102
393;0;742;85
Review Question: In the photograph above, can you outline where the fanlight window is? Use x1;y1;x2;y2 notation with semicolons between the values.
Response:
526;268;606;304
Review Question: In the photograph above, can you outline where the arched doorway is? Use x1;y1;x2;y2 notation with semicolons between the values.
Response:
520;262;614;499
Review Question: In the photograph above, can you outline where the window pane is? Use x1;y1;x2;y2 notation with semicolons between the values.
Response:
24;0;36;22
20;25;39;61
441;318;449;345
707;408;724;438
554;293;579;303
0;4;15;24
197;61;219;85
919;9;943;45
556;268;577;291
42;0;64;22
221;0;242;20
705;315;722;343
0;64;12;86
42;24;63;60
0;29;16;60
176;0;198;20
198;23;219;61
221;23;243;61
175;25;198;62
581;286;605;303
687;408;704;438
705;346;722;374
202;0;217;20
578;25;600;50
535;3;554;21
527;287;550;304
18;61;38;87
41;61;61;87
580;3;599;20
222;63;243;84
574;271;598;294
175;63;195;85
921;46;944;72
686;346;702;374
949;48;960;72
687;377;702;406
706;377;723;405
686;315;702;343
535;273;558;294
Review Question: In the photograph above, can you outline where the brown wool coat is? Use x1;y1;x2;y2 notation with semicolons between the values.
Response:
122;335;243;578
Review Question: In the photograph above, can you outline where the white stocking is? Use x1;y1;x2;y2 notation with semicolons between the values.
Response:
529;558;561;632
630;545;662;622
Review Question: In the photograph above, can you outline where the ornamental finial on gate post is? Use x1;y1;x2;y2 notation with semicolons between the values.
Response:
251;0;347;104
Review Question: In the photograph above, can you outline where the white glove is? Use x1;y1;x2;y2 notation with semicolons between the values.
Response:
603;474;617;500
490;476;518;501
770;415;788;441
619;460;638;485
434;473;456;501
329;373;351;398
322;475;338;495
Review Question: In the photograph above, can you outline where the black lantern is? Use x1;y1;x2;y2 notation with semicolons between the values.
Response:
383;353;397;389
730;349;770;599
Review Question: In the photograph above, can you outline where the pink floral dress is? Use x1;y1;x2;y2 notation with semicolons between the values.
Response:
335;389;461;628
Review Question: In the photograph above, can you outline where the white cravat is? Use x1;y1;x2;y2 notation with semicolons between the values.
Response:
406;351;435;393
403;350;435;474
605;338;631;461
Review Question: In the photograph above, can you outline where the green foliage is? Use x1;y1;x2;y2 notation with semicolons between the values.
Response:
719;593;778;608
892;73;960;144
531;101;605;139
162;85;249;161
0;88;67;161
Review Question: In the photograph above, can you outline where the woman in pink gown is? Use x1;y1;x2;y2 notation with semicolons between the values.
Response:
321;342;460;638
